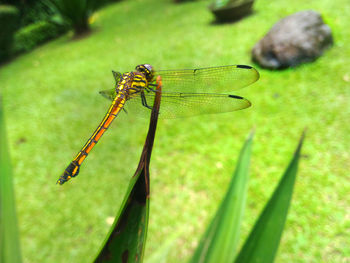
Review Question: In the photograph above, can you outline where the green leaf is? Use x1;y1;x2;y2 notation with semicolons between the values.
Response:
234;132;305;263
44;0;95;35
0;96;22;263
93;77;162;263
93;171;150;263
190;131;254;263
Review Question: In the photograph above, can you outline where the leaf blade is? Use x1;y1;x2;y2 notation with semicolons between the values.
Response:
93;76;162;263
234;132;305;263
190;131;254;263
0;96;23;263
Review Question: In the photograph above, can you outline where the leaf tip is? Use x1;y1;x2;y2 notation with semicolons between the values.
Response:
248;127;256;140
295;129;307;156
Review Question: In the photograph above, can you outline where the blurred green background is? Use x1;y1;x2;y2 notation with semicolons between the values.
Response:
0;0;349;262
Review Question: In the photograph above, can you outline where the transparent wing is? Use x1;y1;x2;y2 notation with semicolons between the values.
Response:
156;65;259;94
100;65;259;100
99;64;257;118
99;70;121;99
99;88;117;101
123;92;251;119
112;71;122;82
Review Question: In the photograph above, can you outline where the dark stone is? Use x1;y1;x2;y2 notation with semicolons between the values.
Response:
210;0;255;23
252;10;333;69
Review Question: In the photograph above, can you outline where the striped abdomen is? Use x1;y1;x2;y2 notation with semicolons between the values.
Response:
57;72;148;185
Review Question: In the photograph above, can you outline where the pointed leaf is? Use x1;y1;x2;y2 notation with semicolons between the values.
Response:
0;97;22;263
190;131;254;263
94;77;162;263
234;132;305;263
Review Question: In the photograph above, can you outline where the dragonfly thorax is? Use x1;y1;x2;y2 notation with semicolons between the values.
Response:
135;64;155;82
115;71;149;99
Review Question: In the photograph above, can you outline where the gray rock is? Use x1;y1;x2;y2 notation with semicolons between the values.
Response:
252;10;333;69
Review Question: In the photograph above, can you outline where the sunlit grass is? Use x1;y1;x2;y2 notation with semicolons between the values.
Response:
0;0;349;262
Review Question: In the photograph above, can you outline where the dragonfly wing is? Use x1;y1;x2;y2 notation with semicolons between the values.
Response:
156;65;259;94
99;71;121;100
112;71;122;82
125;92;251;119
99;88;117;101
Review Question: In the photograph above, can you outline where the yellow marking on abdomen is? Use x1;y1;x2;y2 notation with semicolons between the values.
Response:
57;71;150;185
73;95;126;166
57;94;126;184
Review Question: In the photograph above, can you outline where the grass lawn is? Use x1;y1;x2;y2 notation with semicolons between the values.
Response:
0;0;349;262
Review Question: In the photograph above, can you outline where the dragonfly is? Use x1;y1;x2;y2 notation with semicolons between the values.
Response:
57;64;259;185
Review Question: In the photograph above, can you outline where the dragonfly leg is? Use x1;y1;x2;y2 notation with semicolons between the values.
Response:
145;86;156;93
141;91;152;109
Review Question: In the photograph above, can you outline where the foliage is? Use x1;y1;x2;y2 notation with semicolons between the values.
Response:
190;132;253;263
0;5;19;62
234;133;304;263
12;20;67;54
18;1;56;27
94;0;122;9
46;0;96;36
92;111;302;263
189;132;303;263
0;97;23;263
0;0;119;27
0;0;54;27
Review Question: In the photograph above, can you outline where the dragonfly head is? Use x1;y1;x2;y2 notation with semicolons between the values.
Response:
135;64;155;82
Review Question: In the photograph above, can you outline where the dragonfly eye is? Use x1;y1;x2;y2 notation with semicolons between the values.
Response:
136;64;155;82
